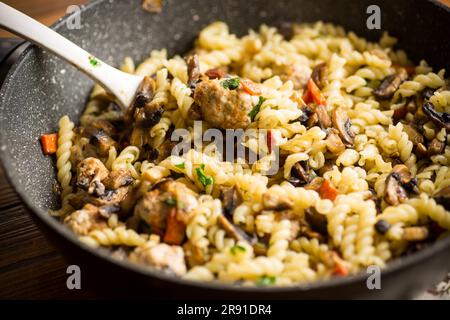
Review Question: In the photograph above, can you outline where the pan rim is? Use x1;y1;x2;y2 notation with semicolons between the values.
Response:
0;0;449;295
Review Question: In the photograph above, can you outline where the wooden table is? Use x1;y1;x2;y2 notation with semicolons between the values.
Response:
0;0;449;300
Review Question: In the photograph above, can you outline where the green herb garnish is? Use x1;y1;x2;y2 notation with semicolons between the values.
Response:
175;162;185;169
221;77;240;90
196;164;214;187
88;55;100;67
164;198;177;206
230;245;246;255
248;96;266;122
257;275;276;286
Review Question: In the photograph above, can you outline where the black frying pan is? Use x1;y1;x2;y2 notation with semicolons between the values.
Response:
0;0;449;299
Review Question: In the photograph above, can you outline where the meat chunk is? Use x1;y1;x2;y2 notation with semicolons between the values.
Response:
129;243;187;276
134;180;198;237
279;64;311;90
194;78;254;129
64;203;108;235
76;157;109;195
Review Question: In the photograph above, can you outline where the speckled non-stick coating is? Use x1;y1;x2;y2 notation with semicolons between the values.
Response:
0;0;449;298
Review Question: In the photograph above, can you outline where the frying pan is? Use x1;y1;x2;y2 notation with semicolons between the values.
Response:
0;0;449;299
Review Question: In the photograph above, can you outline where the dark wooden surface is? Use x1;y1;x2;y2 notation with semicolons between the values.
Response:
0;165;97;299
1;0;450;300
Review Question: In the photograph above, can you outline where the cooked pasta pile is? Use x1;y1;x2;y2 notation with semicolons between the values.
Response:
48;21;450;286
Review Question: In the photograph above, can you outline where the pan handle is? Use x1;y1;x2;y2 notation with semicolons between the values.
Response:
0;2;143;109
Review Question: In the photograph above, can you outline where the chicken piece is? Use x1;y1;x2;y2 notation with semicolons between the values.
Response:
64;203;108;235
134;180;198;236
129;243;187;276
194;78;255;129
279;64;312;90
76;157;109;195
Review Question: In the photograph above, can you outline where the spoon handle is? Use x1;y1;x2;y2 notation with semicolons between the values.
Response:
0;2;143;108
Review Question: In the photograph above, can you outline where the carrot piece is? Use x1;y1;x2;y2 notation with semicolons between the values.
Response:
318;179;339;201
163;208;185;245
302;88;313;104
241;79;262;95
41;133;58;155
307;78;327;106
333;261;349;276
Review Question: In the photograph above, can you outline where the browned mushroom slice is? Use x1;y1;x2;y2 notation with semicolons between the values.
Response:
434;186;450;210
392;103;408;123
392;164;419;194
262;192;294;211
422;102;450;130
325;128;346;153
304;177;325;192
428;138;445;156
384;172;408;206
403;124;424;146
299;216;325;242
416;143;428;157
76;157;109;195
288;161;312;187
315;104;332;129
142;0;163;13
205;66;227;79
402;226;430;242
134;76;156;109
373;68;408;99
332;108;355;147
304;207;328;235
187;54;201;89
104;169;133;190
87;128;117;156
311;62;328;89
134;101;164;128
217;214;256;244
221;186;243;218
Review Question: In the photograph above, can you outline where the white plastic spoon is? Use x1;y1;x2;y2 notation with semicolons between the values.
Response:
0;2;144;109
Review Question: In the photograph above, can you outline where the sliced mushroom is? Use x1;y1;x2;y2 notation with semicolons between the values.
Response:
187;54;201;89
325;128;346;153
311;62;328;89
299;216;326;242
304;177;325;192
332;108;355;147
416;142;428;157
402;226;430;242
221;186;243;218
384;172;408;206
434;186;450;210
262;192;294;211
297;105;314;125
288;161;311;187
392;103;408;123
315;104;332;129
393;164;419;193
428;138;445;156
133;76;155;110
134;101;164;128
217;214;256;244
104;169;133;190
304;207;328;235
205;66;227;80
403;124;424;146
373;68;408;99
422;102;450;130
